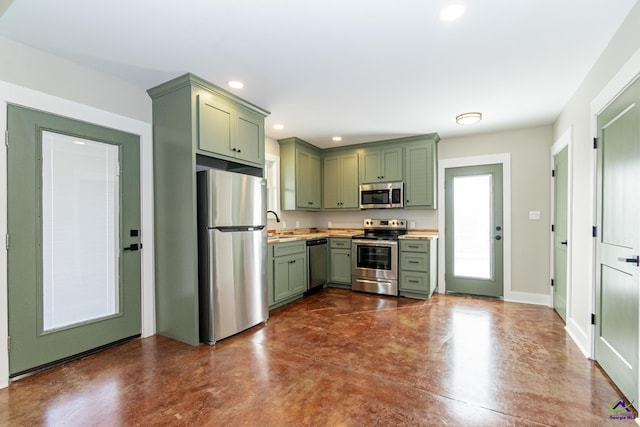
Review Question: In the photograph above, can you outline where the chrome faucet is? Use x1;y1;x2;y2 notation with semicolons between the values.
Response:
266;210;281;223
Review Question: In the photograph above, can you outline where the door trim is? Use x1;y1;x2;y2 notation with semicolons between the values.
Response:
0;81;155;388
550;128;573;320
438;153;516;301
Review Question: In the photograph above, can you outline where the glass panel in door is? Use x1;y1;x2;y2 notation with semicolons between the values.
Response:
41;131;120;331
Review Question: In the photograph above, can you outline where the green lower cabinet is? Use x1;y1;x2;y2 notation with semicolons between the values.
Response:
327;238;352;288
399;239;437;299
269;241;307;309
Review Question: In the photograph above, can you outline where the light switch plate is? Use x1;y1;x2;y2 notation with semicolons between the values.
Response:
529;211;541;220
409;221;416;229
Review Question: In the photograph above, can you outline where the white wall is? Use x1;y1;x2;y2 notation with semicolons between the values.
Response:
553;2;640;357
0;38;155;388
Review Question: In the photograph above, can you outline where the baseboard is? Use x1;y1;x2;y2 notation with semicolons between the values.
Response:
503;290;550;306
565;317;591;358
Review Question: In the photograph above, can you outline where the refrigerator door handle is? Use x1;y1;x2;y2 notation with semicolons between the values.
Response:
212;225;266;232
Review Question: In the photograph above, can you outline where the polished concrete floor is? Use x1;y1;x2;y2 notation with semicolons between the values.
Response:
0;289;636;426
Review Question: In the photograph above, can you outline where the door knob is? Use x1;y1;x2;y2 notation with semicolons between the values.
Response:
124;243;140;251
622;255;640;266
561;241;568;246
495;236;502;241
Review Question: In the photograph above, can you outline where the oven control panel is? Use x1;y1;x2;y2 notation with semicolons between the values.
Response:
363;218;407;230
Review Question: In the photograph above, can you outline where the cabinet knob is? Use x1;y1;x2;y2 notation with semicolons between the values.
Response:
232;148;237;152
237;149;241;153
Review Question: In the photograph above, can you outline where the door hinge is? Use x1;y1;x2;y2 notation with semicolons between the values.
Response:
5;234;8;250
592;226;597;237
551;224;555;232
551;279;554;287
591;313;596;325
7;336;10;352
551;169;555;178
593;137;598;149
4;130;8;147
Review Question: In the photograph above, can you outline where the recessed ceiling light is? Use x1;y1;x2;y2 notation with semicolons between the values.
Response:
273;124;284;130
456;112;482;125
332;136;342;142
440;4;465;21
228;80;244;89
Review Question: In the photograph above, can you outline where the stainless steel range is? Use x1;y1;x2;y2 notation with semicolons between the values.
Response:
351;219;407;296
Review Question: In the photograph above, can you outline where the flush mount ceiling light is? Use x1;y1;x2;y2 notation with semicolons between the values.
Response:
227;80;244;89
456;112;482;125
440;4;465;21
273;124;284;130
332;136;342;142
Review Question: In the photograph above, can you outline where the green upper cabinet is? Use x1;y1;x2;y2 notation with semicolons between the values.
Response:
279;137;322;211
359;147;403;184
323;151;359;209
198;92;265;166
404;137;438;209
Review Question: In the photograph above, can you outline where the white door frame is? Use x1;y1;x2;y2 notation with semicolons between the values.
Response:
589;47;640;405
550;127;574;317
437;153;512;299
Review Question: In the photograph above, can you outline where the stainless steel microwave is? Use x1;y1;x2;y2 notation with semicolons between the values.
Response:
359;182;404;209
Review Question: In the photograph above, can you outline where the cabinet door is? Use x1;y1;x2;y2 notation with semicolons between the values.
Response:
289;254;307;295
330;249;352;284
340;153;359;208
309;153;322;209
236;111;264;165
405;142;435;208
380;147;403;181
273;256;292;301
359;150;381;183
295;149;311;208
198;96;233;156
323;156;341;209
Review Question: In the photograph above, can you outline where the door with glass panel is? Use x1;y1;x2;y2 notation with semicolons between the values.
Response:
7;105;141;376
445;164;503;297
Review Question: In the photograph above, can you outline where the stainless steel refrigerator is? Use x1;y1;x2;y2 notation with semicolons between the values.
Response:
197;169;268;344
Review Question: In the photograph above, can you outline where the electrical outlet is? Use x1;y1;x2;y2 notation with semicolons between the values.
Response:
328;221;332;228
281;221;286;229
409;221;416;229
295;221;300;228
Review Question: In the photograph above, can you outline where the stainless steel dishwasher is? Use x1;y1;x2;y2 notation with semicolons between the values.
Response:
306;238;328;292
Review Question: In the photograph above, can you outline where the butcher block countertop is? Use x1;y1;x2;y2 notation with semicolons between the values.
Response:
267;228;438;243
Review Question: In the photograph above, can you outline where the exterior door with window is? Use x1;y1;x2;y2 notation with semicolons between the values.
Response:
445;164;503;297
7;105;141;376
594;77;639;405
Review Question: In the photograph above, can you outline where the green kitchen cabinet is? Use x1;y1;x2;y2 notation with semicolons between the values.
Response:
269;241;307;309
147;73;269;345
399;239;437;299
198;95;265;165
323;152;359;209
404;138;438;209
359;147;403;184
279;137;322;211
327;238;352;287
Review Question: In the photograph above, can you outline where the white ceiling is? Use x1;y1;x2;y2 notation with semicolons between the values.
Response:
0;0;637;148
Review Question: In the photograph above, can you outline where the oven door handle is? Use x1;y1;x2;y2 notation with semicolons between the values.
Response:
352;239;398;247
